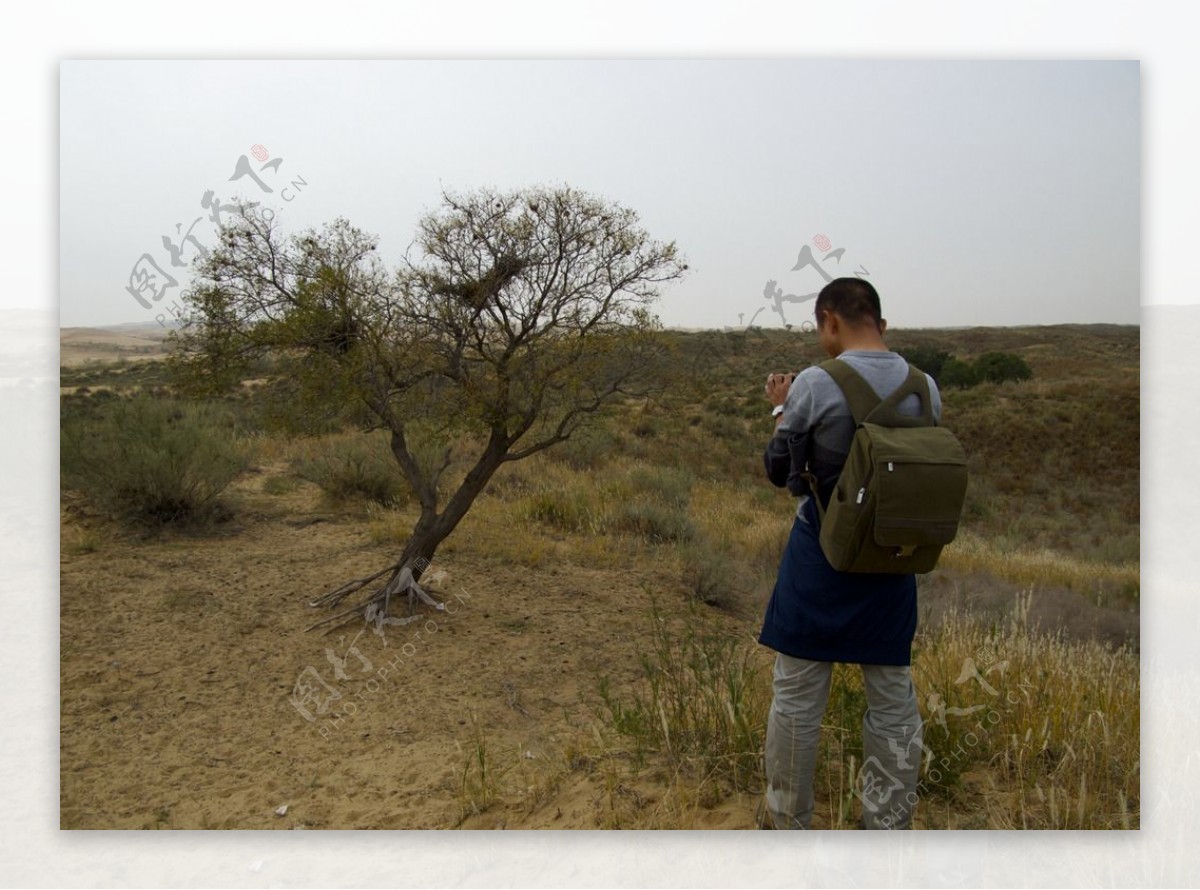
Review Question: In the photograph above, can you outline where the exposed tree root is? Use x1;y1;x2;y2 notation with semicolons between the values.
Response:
305;558;444;635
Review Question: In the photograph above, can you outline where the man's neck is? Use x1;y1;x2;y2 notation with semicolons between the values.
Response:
838;339;889;353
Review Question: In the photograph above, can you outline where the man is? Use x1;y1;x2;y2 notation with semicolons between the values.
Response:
759;277;941;830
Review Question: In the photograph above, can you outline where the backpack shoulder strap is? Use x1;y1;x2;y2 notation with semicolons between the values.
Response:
864;365;935;428
818;359;881;424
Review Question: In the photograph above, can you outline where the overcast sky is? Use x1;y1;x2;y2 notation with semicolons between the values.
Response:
60;59;1139;330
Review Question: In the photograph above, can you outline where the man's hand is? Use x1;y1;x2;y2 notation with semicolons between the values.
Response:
764;372;797;408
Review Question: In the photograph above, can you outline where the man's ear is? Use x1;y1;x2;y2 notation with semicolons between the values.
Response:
879;317;888;335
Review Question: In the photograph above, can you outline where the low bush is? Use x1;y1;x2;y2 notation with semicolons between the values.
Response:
60;395;249;527
291;431;411;507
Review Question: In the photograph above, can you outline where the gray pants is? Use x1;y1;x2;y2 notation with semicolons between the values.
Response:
763;653;924;829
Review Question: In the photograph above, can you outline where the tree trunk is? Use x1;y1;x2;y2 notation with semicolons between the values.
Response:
305;428;509;634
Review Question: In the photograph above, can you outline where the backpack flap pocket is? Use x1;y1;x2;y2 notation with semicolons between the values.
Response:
867;425;968;547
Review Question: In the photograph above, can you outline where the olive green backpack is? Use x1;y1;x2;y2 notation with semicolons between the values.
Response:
803;359;969;574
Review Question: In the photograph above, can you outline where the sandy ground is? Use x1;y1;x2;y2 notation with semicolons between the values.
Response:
59;456;1137;830
60;465;769;829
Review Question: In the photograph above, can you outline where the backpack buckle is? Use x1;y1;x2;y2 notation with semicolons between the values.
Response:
894;544;917;558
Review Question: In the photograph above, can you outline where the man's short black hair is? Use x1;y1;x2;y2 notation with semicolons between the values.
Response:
814;277;883;330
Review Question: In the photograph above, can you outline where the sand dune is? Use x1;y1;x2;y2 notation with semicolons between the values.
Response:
59;323;173;367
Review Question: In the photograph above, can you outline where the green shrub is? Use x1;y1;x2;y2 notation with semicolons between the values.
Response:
678;536;741;609
974;351;1033;384
911;351;1030;390
520;487;597;533
291;432;411;506
706;395;743;417
701;413;747;441
606;501;695;544
548;426;619;470
625;465;693;510
60;395;249;527
59;386;121;423
897;346;953;381
940;357;982;389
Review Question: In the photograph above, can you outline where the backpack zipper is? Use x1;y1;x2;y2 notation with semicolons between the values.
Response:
860;463;891;503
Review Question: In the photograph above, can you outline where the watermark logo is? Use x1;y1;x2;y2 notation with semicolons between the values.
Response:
727;232;871;333
857;756;906;812
857;642;1024;828
123;144;310;327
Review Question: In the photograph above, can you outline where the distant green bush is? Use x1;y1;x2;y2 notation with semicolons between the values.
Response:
939;357;983;389
907;350;1032;390
973;351;1033;384
897;346;952;381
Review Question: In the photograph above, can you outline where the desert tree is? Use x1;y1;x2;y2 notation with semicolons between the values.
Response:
167;183;689;632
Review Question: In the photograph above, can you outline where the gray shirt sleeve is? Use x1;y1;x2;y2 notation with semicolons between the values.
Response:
762;367;825;496
778;366;825;435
